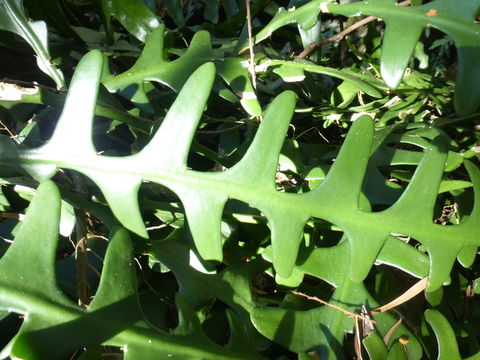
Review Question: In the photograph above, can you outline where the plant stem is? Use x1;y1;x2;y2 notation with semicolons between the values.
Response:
72;172;90;307
246;0;257;89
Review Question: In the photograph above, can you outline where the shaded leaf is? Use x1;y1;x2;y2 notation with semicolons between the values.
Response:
95;0;161;42
0;0;65;88
0;181;266;359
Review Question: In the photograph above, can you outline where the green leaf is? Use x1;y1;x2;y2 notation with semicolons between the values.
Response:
257;238;424;358
103;25;262;116
380;20;424;88
424;309;462;360
0;181;71;311
162;0;185;26
2;49;479;300
268;60;382;98
0;83;151;133
95;0;161;42
328;0;480;115
0;180;266;359
149;230;268;348
216;58;262;117
1;4;479;357
25;0;82;42
237;0;327;53
363;332;389;360
0;0;65;89
251;0;480;114
14;184;75;237
386;341;408;360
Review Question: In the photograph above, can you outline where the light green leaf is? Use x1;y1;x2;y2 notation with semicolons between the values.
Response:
269;60;382;98
216;58;262;116
13;184;75;237
380;20;424;88
363;332;389;360
2;49;479;301
424;309;462;360
258;238;424;357
0;181;72;311
250;0;480;114
103;25;261;116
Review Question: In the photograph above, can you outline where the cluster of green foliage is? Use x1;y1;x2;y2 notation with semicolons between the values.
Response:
0;0;479;358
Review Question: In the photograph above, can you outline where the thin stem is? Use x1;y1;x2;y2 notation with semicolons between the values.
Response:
246;0;257;89
196;123;245;134
290;291;375;323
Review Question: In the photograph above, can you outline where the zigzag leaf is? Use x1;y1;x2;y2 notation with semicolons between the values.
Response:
102;25;382;117
0;180;267;359
0;49;479;292
102;25;262;117
148;230;270;351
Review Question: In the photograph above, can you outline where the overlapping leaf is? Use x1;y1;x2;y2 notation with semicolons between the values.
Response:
149;231;269;348
94;0;161;42
246;0;480;115
102;25;262;116
328;0;480;115
0;0;65;89
0;1;478;358
101;25;384;117
254;236;428;358
0;180;266;359
0;49;478;294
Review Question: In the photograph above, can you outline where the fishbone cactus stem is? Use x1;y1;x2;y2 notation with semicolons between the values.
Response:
1;50;478;292
0;0;479;358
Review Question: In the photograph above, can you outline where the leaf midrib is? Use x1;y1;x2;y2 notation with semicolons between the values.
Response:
12;150;477;249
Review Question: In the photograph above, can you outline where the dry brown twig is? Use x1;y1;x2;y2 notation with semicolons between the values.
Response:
354;316;363;359
0;120;20;144
292;276;427;358
297;0;412;59
290;290;375;323
291;276;428;330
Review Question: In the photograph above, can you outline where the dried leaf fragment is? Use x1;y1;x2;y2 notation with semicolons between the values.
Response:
0;82;38;101
372;277;428;314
